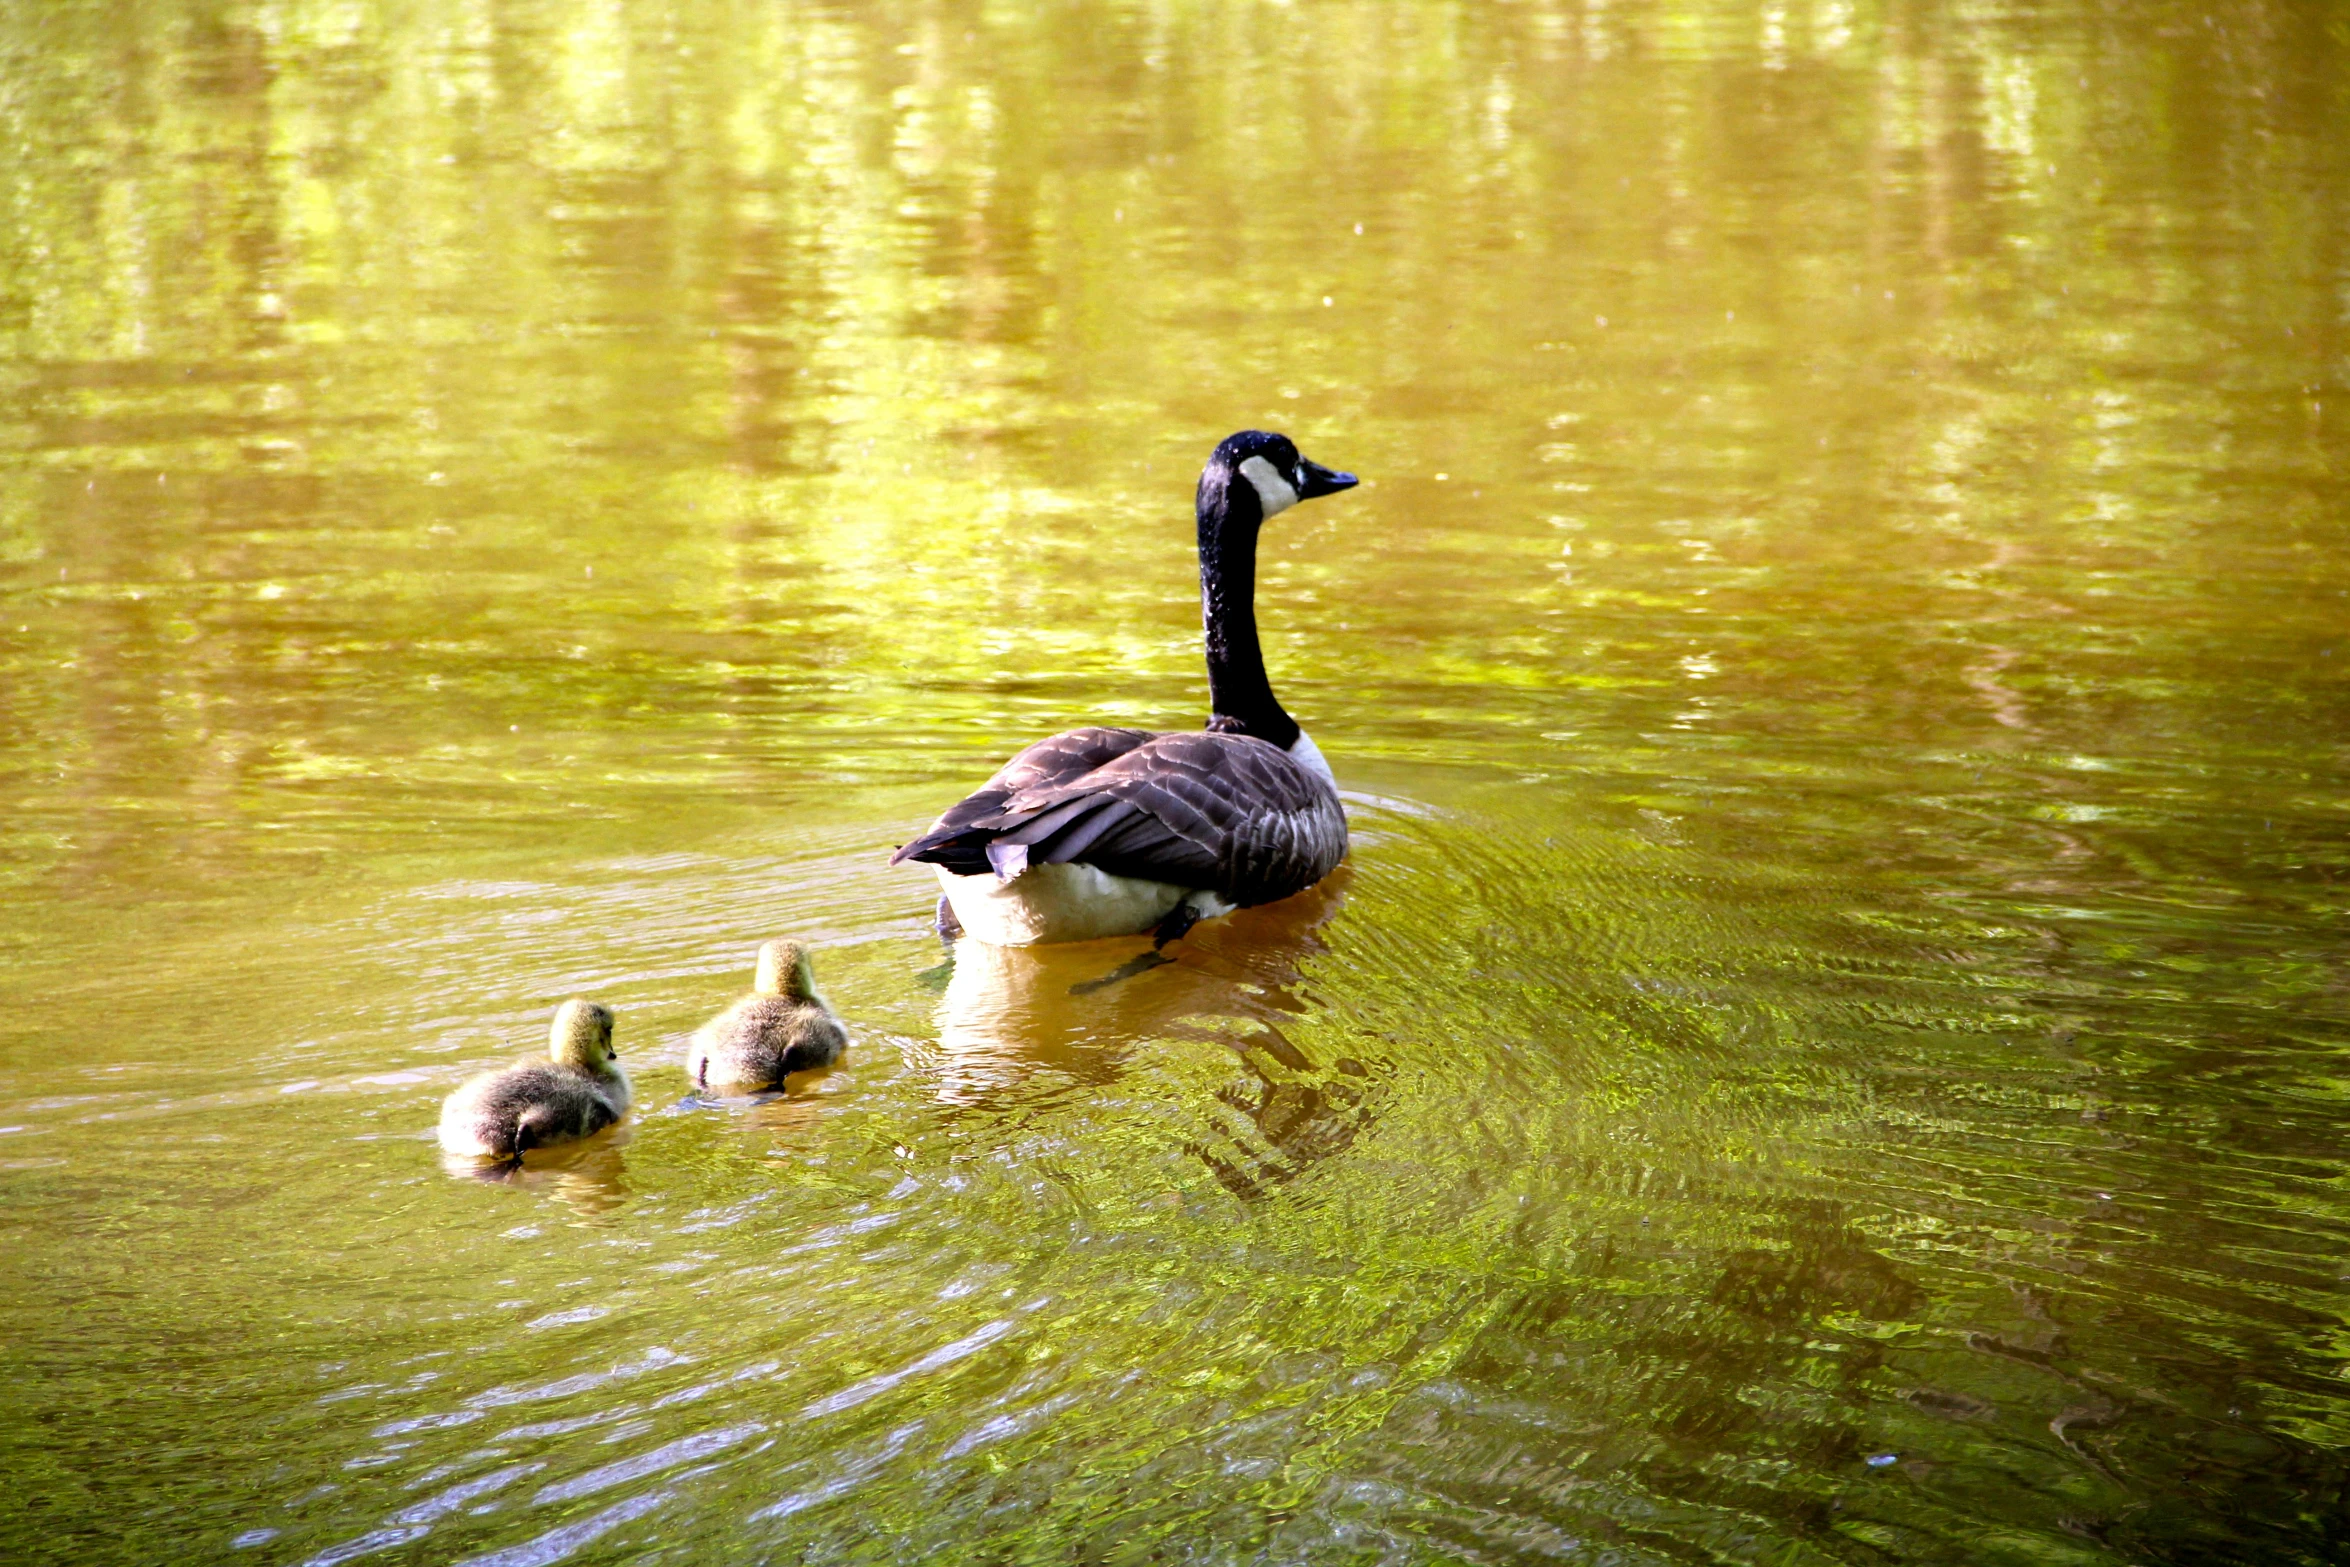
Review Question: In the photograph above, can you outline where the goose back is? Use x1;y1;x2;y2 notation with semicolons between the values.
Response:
894;727;1344;909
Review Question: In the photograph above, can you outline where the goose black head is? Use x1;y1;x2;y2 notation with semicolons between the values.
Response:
1193;431;1357;750
1199;430;1358;527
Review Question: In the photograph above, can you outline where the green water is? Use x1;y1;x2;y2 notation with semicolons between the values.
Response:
4;1;2348;1562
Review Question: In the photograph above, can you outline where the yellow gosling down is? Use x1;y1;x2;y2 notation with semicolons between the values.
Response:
437;1000;632;1160
687;939;848;1093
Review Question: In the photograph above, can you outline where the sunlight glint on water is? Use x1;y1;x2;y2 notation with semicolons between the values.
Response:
2;2;2347;1563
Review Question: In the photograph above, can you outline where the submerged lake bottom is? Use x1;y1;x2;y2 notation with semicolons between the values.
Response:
6;751;2345;1567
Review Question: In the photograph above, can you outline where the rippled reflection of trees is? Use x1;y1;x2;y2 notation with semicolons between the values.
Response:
4;0;2345;904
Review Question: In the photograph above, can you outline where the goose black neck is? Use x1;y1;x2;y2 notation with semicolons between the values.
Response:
1197;462;1301;750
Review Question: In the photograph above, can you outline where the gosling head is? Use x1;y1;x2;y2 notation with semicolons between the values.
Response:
752;938;821;1003
1200;429;1358;526
547;999;620;1075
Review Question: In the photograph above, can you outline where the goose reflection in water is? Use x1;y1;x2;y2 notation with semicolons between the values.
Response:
930;871;1382;1190
1190;1026;1375;1201
731;1078;849;1142
438;1126;633;1220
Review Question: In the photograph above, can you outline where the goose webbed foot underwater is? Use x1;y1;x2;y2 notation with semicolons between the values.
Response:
686;938;849;1094
894;431;1359;949
1069;948;1174;996
1068;901;1209;994
437;1000;632;1163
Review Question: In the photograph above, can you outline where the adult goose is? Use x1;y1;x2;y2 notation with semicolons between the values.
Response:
892;430;1357;946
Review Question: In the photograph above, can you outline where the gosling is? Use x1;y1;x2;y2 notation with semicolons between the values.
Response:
687;939;848;1092
438;1000;632;1160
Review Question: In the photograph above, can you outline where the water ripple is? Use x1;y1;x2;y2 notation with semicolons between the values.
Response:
530;1422;765;1507
795;1320;1016;1421
453;1490;673;1567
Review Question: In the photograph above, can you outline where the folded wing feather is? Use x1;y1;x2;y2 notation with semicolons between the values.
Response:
892;727;1345;907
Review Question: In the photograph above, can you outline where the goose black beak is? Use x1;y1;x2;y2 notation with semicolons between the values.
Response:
1298;458;1358;499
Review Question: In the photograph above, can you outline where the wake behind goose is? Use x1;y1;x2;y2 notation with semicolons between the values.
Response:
893;431;1359;946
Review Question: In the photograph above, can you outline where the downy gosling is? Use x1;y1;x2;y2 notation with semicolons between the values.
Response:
438;999;632;1160
687;938;848;1092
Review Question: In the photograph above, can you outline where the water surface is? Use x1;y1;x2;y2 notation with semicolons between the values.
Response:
3;2;2348;1563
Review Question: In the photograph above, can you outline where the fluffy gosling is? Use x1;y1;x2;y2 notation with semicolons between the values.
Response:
438;999;632;1160
687;939;848;1092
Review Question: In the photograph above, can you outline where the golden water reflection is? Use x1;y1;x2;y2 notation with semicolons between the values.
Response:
444;1132;636;1223
930;872;1349;1107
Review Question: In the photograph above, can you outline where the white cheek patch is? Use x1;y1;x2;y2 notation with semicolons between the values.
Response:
1238;455;1300;519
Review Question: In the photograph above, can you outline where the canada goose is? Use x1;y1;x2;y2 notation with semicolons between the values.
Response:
686;938;848;1092
892;430;1357;946
437;1000;631;1160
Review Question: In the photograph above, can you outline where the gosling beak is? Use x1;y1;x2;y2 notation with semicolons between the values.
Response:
1298;458;1358;500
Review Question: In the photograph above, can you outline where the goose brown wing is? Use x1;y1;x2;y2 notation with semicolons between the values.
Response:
897;730;1346;908
891;727;1159;874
